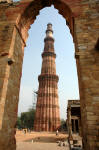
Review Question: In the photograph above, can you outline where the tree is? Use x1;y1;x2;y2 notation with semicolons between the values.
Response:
16;116;22;129
58;119;67;131
16;108;36;130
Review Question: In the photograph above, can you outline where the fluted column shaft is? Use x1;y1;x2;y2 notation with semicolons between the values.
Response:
34;23;60;131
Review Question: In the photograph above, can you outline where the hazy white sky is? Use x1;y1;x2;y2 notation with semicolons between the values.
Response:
18;5;79;119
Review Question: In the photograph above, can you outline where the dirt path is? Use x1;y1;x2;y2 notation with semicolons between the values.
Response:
17;142;69;150
16;131;69;150
16;131;68;142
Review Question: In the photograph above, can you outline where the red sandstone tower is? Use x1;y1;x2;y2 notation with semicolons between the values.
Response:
34;23;60;131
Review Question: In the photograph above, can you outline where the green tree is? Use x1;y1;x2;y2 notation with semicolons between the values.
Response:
16;116;22;129
16;108;36;130
60;119;67;131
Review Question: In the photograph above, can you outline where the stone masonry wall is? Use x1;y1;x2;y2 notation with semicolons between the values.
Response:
0;4;24;149
75;1;99;149
0;0;99;150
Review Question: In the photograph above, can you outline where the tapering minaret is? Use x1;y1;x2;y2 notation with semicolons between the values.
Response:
34;23;60;131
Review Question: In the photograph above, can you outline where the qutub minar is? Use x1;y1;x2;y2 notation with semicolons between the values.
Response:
34;23;60;131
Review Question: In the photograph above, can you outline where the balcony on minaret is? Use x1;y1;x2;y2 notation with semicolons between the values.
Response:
43;24;55;56
46;23;53;38
44;23;54;43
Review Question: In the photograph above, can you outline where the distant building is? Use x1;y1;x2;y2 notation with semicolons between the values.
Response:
67;100;82;139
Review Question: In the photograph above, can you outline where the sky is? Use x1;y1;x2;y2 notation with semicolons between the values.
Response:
18;5;80;119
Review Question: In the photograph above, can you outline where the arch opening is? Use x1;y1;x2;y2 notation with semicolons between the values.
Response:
16;5;80;148
17;0;74;44
18;4;79;120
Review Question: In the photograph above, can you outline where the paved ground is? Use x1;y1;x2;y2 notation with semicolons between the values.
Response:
16;131;69;150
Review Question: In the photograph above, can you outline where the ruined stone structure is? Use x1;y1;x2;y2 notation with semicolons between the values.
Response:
67;100;81;138
0;0;99;150
34;23;60;131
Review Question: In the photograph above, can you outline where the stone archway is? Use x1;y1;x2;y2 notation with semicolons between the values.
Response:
0;0;99;150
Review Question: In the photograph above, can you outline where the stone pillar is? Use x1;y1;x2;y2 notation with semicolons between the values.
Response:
78;119;82;136
67;107;73;140
77;119;79;133
0;24;25;150
75;8;99;148
73;119;76;133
